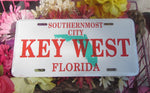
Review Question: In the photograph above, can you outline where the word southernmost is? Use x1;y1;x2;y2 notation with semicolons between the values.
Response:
48;22;103;29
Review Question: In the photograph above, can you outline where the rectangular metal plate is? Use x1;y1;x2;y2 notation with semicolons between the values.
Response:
12;19;139;77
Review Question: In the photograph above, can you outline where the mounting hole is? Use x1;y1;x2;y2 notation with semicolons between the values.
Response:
107;68;116;71
104;23;114;26
37;23;47;26
35;69;45;72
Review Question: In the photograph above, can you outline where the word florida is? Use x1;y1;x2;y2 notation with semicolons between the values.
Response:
20;38;130;58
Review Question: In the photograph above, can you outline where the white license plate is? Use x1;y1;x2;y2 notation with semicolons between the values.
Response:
12;19;139;77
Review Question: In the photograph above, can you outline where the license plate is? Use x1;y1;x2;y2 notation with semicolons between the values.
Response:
12;19;139;77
